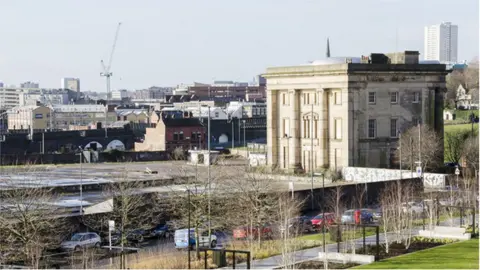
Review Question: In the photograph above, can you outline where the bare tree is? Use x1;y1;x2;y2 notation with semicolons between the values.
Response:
0;178;71;268
168;161;233;260
379;181;416;253
444;130;471;163
275;194;304;269
446;59;480;107
396;125;443;172
463;134;479;174
224;166;279;253
82;168;161;269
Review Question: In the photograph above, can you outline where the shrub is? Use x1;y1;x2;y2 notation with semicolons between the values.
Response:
411;236;457;244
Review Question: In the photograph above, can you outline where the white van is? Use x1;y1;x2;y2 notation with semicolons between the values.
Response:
174;228;217;249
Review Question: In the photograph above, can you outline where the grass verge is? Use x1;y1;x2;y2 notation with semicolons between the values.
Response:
354;238;479;269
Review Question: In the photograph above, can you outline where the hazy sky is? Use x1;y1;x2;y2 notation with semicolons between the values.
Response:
0;0;478;91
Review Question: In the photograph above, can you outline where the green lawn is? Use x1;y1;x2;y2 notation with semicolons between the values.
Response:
298;228;377;242
452;110;478;121
444;123;478;133
355;238;479;269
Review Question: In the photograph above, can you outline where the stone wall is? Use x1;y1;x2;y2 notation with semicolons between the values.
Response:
342;167;446;188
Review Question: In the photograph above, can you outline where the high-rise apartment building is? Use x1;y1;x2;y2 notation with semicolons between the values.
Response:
424;22;458;63
61;78;81;99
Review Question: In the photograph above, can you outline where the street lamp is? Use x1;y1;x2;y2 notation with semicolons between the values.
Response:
78;146;84;214
242;120;246;148
313;172;326;252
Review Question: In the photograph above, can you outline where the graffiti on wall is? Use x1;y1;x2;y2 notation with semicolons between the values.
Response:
342;167;446;189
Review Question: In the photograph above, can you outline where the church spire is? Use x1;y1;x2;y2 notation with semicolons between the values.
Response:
326;37;331;58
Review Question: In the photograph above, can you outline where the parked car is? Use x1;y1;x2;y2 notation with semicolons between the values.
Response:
110;229;149;246
402;202;424;214
310;213;335;231
233;224;273;240
150;224;172;239
61;232;101;251
174;228;217;249
341;209;373;224
287;216;314;234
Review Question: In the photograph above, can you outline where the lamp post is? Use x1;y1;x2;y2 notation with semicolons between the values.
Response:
243;120;246;148
313;172;326;252
78;146;84;214
187;188;192;269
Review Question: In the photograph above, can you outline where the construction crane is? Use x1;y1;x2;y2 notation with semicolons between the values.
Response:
100;22;122;138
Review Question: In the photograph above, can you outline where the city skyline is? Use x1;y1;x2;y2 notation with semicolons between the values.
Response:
0;0;478;91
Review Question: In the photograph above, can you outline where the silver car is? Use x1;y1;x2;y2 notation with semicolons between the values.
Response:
61;232;101;251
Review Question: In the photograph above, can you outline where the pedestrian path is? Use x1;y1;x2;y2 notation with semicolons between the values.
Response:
224;217;475;269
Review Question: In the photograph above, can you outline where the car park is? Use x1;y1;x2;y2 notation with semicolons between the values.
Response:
60;232;101;251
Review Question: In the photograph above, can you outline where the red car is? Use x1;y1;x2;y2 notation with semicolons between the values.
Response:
310;213;335;231
233;224;273;240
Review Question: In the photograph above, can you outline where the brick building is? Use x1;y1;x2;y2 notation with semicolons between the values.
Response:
135;112;205;152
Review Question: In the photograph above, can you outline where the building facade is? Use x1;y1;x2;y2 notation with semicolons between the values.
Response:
135;113;205;152
264;52;448;172
424;22;458;63
0;88;22;109
7;105;52;131
20;81;40;88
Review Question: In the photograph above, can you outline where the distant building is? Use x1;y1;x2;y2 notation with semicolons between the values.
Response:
61;78;81;99
51;104;108;130
424;22;458;62
19;89;69;106
7;105;52;131
264;51;448;172
112;89;129;100
115;108;149;123
134;87;173;100
0;88;22;109
227;101;267;119
20;81;39;88
135;112;205;152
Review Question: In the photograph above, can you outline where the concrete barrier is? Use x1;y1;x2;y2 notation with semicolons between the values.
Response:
318;252;375;265
419;226;472;240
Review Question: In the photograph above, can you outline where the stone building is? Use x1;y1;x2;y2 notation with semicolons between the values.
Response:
264;51;448;172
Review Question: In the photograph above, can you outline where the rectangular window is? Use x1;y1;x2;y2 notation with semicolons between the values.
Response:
282;93;286;105
368;119;376;138
334;118;342;140
413;92;420;103
307;93;310;105
314;120;318;138
173;132;179;141
179;131;184;140
368;92;376;104
390;92;398;103
334;92;342;105
282;118;290;137
390;118;398;137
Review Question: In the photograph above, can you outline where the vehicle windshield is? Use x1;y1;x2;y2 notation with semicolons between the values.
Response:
70;234;83;241
344;210;354;215
313;214;324;219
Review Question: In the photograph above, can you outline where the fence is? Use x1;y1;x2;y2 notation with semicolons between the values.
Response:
198;248;251;269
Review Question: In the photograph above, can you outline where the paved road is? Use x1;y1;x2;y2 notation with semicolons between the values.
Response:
225;216;478;269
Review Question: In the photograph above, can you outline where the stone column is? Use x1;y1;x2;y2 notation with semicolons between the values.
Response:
289;89;302;171
267;90;278;168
